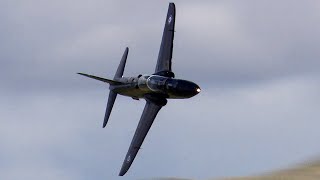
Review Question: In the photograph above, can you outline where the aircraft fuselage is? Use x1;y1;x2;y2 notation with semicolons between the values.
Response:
111;74;200;101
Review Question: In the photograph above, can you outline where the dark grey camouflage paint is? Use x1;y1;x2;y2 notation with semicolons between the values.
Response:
78;3;200;176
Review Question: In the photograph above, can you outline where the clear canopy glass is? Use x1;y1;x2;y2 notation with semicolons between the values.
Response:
146;75;168;91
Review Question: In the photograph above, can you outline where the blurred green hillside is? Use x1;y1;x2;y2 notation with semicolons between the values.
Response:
150;160;320;180
221;160;320;180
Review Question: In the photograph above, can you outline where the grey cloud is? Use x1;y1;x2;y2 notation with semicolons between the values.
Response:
174;1;320;84
2;0;320;93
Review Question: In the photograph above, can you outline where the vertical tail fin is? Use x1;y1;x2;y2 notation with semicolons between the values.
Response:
102;91;117;128
103;47;129;127
114;47;129;79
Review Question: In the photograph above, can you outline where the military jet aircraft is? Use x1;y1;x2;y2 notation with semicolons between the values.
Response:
78;3;200;176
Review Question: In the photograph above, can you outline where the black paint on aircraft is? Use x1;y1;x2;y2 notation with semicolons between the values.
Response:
78;3;200;176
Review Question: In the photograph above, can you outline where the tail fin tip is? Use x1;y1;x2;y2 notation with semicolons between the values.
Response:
114;47;129;79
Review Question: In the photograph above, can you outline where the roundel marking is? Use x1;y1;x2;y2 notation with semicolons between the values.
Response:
168;15;173;24
126;155;131;162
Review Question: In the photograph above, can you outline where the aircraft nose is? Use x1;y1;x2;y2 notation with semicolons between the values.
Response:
193;84;201;96
180;81;200;97
166;79;201;98
196;86;201;94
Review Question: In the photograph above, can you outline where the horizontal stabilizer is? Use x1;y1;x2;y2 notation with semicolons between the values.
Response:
77;73;123;85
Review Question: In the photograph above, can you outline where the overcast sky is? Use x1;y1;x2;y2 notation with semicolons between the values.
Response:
1;0;320;179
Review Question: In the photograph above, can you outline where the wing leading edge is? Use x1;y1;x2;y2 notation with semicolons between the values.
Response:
119;99;164;176
155;3;175;77
119;3;174;176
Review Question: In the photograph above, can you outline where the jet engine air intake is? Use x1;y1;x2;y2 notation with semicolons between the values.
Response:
137;75;150;91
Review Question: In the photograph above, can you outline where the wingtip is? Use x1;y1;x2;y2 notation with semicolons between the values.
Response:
169;2;175;7
118;169;127;176
102;120;107;128
77;72;86;76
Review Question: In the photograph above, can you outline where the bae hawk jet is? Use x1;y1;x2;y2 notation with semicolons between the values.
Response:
78;3;200;176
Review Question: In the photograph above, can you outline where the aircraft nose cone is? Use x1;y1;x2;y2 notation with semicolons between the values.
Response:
196;87;201;93
179;80;200;98
193;84;201;96
166;79;201;98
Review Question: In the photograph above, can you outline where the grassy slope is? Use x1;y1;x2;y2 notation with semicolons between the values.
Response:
221;160;320;180
152;160;320;180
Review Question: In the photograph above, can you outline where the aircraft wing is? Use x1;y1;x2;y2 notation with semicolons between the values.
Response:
155;3;175;75
119;100;163;176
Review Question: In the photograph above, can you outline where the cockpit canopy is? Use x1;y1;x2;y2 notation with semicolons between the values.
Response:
146;75;168;92
143;75;200;98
